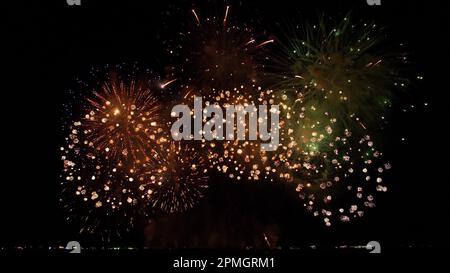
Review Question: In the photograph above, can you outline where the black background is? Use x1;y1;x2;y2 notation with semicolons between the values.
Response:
3;0;449;252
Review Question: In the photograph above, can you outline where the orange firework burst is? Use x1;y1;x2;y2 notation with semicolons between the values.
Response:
147;141;210;213
271;94;391;225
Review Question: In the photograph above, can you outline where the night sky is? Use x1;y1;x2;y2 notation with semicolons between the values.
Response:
3;0;449;252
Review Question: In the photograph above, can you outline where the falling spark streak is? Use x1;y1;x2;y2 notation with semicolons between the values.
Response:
169;6;270;92
294;75;304;79
245;38;256;46
149;142;209;213
191;9;201;26
160;78;177;89
256;39;274;48
223;5;230;26
374;59;382;66
183;89;192;99
359;122;367;129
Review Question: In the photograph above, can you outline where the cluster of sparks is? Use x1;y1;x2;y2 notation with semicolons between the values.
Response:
60;7;417;238
192;84;280;181
81;78;166;163
60;76;210;237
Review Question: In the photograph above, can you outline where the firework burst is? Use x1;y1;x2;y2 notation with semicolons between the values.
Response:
60;70;169;238
180;84;281;182
81;77;168;164
270;94;391;225
269;15;409;133
57;9;419;236
148;141;210;213
259;15;409;224
295;129;390;226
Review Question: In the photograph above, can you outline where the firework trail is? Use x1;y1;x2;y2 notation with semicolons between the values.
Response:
163;5;273;94
147;141;209;213
268;15;409;134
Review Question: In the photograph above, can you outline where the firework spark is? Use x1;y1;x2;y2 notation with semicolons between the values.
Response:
58;10;416;236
